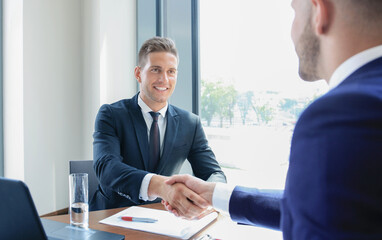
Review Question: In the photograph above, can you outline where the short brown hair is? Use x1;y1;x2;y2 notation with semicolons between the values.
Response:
338;0;382;29
138;37;179;67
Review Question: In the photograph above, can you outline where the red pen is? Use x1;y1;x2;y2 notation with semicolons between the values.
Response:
121;216;158;223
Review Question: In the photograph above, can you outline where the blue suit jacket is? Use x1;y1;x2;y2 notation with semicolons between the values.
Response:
90;93;226;211
229;57;382;239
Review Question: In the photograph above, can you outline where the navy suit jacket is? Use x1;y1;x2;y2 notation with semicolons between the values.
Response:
229;57;382;239
90;93;226;211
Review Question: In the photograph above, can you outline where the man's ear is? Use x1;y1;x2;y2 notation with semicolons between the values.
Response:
134;66;142;83
311;0;331;35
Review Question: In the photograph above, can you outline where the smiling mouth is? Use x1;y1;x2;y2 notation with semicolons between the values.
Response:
154;86;168;91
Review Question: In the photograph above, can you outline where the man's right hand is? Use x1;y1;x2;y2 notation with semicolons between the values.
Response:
147;175;210;219
162;174;216;217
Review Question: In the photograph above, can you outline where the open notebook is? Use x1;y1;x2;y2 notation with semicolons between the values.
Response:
99;206;218;239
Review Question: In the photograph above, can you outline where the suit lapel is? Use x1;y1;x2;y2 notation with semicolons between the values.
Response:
128;94;150;170
156;105;179;173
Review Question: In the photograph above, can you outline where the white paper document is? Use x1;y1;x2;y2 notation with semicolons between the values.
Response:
99;206;218;239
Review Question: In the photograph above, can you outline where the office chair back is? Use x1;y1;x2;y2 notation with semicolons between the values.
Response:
69;160;98;206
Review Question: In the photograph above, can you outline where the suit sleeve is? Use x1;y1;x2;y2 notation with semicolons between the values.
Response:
229;187;282;230
187;117;227;183
93;104;148;204
282;91;382;239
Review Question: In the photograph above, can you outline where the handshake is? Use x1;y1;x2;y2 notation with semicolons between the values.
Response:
148;174;216;219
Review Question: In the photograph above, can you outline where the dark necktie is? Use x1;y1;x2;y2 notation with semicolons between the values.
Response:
149;112;160;172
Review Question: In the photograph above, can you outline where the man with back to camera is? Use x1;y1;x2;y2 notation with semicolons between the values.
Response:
163;0;382;238
90;37;226;217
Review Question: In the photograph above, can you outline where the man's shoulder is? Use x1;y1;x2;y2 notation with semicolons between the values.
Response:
101;97;136;112
109;98;130;108
295;75;382;135
96;97;139;122
313;77;381;113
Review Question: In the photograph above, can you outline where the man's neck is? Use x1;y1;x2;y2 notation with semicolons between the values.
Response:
322;26;382;83
328;44;382;90
138;93;168;113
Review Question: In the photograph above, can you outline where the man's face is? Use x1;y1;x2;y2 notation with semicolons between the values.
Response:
291;0;321;81
136;51;178;110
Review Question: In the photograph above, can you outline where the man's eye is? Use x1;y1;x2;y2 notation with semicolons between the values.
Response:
169;70;176;75
151;68;160;73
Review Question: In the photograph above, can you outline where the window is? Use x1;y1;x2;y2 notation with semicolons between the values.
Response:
0;0;3;177
200;0;328;188
137;0;199;114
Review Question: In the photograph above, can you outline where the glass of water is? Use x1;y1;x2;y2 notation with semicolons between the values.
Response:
69;173;89;228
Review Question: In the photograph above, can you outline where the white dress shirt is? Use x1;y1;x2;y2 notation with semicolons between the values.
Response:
137;94;168;201
212;44;382;214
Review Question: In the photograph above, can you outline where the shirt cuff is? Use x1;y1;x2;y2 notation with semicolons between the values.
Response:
212;182;235;215
139;173;157;201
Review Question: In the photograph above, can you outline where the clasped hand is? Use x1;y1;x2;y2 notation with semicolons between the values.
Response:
149;174;216;219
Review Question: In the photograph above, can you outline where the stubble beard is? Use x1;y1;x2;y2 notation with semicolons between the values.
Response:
297;21;321;82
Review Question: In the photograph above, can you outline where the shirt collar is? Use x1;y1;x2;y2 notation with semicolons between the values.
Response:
329;44;382;90
137;93;168;117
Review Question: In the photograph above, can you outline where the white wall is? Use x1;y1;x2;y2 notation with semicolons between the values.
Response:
82;0;137;158
3;0;24;181
4;0;137;215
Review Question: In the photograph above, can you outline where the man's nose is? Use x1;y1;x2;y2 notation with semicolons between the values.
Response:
158;72;169;82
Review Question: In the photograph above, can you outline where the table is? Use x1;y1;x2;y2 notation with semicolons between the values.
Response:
43;203;282;239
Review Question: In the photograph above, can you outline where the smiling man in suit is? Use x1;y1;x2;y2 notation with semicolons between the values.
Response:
164;0;382;238
90;37;226;216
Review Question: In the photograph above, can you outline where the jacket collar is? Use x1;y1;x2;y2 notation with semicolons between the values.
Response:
129;93;180;172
